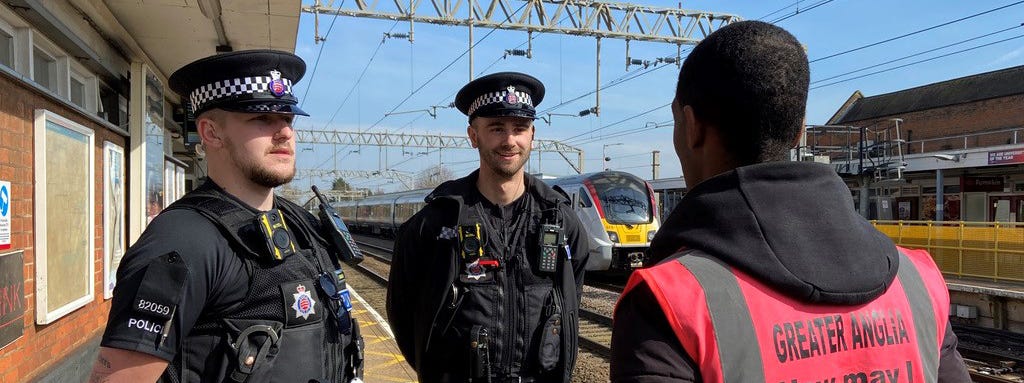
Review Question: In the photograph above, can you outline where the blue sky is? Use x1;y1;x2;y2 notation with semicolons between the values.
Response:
290;0;1024;192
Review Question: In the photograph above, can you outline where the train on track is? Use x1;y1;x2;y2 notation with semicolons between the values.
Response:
332;171;661;271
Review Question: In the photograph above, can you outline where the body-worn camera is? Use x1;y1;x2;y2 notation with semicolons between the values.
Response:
256;209;297;261
459;224;483;261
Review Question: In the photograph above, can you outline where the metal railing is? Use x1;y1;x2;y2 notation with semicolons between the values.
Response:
872;220;1024;282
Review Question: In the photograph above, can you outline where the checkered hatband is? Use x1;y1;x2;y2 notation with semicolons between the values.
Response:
188;76;295;112
467;88;533;116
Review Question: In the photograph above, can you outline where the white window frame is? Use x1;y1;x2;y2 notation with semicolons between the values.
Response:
0;4;29;74
69;60;98;113
0;19;15;69
30;31;68;97
33;109;95;324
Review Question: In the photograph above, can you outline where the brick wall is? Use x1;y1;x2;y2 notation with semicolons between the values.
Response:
0;73;126;382
810;94;1024;157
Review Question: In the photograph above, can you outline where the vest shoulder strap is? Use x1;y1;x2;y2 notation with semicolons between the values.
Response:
166;189;263;258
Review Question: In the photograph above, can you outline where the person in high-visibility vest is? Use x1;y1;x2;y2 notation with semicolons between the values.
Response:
609;21;971;383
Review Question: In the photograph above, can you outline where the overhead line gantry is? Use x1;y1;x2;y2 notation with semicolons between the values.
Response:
295;129;585;174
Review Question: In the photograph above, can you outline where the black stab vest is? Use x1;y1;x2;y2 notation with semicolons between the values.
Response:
160;183;355;383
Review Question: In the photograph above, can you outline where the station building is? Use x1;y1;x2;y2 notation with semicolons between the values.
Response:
0;1;302;381
807;65;1024;222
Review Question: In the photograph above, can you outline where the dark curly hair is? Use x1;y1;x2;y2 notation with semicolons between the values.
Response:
676;20;809;164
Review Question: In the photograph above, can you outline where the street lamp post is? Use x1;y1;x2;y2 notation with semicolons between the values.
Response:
603;143;623;171
932;153;961;222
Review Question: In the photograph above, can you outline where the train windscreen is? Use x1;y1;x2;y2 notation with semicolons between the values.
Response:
592;175;651;225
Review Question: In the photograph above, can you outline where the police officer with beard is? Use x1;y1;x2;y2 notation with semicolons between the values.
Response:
91;50;363;383
387;72;590;382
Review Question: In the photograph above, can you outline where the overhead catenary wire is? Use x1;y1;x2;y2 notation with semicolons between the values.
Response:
768;0;836;24
810;33;1024;90
812;23;1024;85
809;0;1024;63
315;1;532;170
757;0;804;21
573;120;673;146
561;103;671;143
316;21;400;132
299;0;345;108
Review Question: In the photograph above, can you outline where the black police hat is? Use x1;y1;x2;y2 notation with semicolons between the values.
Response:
168;49;308;117
454;72;545;121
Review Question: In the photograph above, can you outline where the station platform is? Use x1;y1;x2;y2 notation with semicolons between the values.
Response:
349;287;419;383
946;276;1024;300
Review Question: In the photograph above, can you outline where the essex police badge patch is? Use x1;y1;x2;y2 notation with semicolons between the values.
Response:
459;259;493;283
292;284;317;320
504;86;519;104
269;69;287;97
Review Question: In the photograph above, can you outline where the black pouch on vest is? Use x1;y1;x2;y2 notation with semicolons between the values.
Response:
345;318;365;381
469;325;490;379
538;291;562;371
222;318;284;383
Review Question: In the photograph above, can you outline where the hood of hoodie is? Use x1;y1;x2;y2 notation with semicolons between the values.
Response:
649;161;898;305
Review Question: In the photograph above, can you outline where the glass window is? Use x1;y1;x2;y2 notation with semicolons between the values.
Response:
33;47;56;92
592;175;652;225
70;75;85;108
144;69;165;224
0;30;12;68
578;187;593;207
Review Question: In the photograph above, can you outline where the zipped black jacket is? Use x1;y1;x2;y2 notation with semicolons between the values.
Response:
388;170;589;382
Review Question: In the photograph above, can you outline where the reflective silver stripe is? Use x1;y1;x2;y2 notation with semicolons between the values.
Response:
678;253;765;382
895;251;940;382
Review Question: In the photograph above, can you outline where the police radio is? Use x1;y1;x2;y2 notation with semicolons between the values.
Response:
537;224;562;273
256;209;297;261
459;224;484;261
312;185;364;264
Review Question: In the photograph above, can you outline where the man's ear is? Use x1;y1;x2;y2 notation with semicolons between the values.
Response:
467;125;478;148
197;118;223;148
682;105;705;150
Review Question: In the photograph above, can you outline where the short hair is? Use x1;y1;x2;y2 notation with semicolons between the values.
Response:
675;21;809;164
196;108;227;127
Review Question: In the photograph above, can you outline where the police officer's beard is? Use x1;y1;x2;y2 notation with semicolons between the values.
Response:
226;139;296;188
481;145;531;179
246;162;296;188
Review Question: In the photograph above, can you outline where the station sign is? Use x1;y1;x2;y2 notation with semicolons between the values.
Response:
962;176;1004;192
988;149;1024;165
0;181;9;250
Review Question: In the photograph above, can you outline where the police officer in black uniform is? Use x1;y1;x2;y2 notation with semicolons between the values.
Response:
387;72;590;383
91;50;363;383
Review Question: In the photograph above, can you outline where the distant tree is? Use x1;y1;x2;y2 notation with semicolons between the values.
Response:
415;164;455;189
332;177;352;191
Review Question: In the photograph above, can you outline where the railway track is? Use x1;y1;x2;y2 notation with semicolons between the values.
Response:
352;240;613;358
952;325;1024;382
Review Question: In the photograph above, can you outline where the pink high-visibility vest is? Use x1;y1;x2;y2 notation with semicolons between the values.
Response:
619;247;949;383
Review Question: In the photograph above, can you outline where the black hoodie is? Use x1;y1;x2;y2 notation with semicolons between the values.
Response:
610;161;971;382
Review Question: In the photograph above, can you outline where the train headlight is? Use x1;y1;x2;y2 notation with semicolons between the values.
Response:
607;231;619;243
647;230;657;242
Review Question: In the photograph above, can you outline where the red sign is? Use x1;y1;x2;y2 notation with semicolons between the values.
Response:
0;251;23;349
988;149;1024;165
